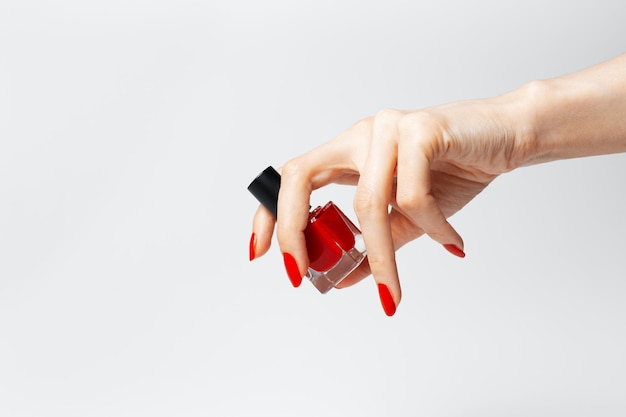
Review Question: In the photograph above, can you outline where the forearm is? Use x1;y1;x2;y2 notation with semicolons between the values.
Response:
518;54;626;166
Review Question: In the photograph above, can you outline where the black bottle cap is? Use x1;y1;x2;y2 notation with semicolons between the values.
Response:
248;166;281;218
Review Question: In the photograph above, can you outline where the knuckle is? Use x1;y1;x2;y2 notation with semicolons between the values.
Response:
397;112;435;137
417;197;434;213
353;187;386;217
353;190;374;216
366;253;391;271
395;189;423;212
374;108;401;125
350;116;374;132
397;112;446;158
280;157;308;181
397;113;421;136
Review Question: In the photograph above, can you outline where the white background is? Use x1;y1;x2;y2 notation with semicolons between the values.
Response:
1;1;625;416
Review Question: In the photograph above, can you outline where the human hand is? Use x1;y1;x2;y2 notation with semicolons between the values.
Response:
250;54;626;316
250;90;536;315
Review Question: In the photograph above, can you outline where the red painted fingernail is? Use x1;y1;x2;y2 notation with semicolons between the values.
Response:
282;253;302;288
249;233;256;261
443;244;465;258
377;283;396;317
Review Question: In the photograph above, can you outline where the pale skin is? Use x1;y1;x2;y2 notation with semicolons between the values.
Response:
249;53;626;316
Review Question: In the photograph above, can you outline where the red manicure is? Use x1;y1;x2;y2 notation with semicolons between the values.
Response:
377;283;396;317
282;253;303;288
249;233;256;261
443;244;466;258
248;167;366;293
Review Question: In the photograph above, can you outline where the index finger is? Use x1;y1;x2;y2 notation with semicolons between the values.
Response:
275;139;362;289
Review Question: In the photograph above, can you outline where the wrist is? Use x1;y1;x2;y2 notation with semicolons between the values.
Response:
489;80;546;170
512;55;626;166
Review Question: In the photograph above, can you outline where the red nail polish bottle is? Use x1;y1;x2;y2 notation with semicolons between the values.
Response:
248;166;367;293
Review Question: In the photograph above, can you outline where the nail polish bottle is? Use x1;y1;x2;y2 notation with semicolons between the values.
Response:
248;166;367;294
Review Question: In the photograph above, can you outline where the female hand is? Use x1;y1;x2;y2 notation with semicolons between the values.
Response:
250;90;536;315
249;53;626;316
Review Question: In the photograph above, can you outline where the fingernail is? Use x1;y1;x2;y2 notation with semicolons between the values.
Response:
249;233;256;261
282;253;303;288
377;283;396;317
443;244;466;258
